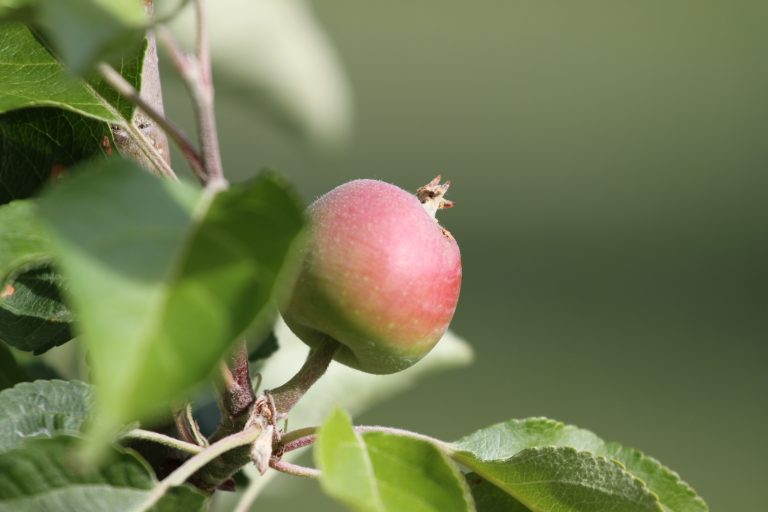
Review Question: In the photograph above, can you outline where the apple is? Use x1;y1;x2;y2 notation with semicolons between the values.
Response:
281;177;461;374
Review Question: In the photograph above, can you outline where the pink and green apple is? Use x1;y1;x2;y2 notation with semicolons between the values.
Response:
281;177;461;374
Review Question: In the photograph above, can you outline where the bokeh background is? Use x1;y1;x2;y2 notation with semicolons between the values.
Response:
162;1;766;509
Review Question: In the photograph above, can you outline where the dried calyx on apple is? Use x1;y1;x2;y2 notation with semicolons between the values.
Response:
281;176;462;374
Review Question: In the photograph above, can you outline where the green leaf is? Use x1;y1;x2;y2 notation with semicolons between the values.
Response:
458;446;660;512
0;108;112;203
0;23;116;120
466;473;530;512
0;1;146;73
0;343;26;391
0;200;51;281
316;408;475;512
87;36;147;121
0;265;72;353
453;418;604;460
39;157;305;445
0;22;146;203
453;418;707;512
0;379;92;453
1;266;70;321
0;436;207;512
0;201;72;353
600;443;708;512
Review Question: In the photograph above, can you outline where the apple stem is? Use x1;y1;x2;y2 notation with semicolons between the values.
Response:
416;175;454;219
268;337;340;417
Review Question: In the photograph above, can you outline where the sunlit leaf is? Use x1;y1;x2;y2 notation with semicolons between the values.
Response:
453;418;707;512
39;157;305;447
462;446;660;512
0;0;146;72
0;23;116;119
316;408;475;512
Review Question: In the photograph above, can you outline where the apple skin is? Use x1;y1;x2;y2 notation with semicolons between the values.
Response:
281;179;462;374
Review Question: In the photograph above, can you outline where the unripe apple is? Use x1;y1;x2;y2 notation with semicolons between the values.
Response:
281;177;461;374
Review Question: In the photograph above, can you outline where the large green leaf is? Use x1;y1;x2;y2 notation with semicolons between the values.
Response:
0;343;26;391
453;418;707;512
39;157;305;445
0;379;92;453
456;446;660;512
316;408;475;512
0;23;116;120
0;436;207;511
0;1;146;73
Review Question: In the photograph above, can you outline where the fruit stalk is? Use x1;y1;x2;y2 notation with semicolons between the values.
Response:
269;336;340;416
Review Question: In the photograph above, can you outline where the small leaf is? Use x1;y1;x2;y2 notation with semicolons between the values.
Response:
0;265;73;353
39;158;305;445
465;473;529;512
316;408;381;510
0;379;92;453
453;418;707;512
316;408;475;512
0;265;70;321
0;343;27;391
0;436;207;512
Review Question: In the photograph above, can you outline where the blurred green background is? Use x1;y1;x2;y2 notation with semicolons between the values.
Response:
165;0;767;509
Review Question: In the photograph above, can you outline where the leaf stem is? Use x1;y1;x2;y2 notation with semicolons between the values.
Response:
96;62;206;182
134;426;263;511
269;457;320;479
280;425;454;455
121;428;204;455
